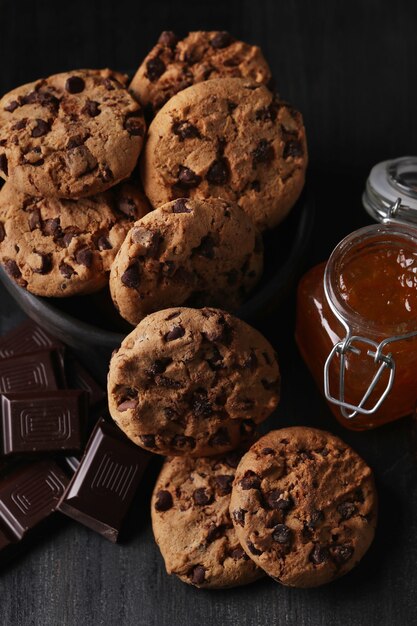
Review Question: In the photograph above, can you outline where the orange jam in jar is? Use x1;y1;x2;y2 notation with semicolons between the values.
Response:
296;156;417;430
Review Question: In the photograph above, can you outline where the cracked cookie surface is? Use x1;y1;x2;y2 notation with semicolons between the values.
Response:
151;453;264;588
107;307;280;456
230;427;378;588
0;180;147;296
0;69;145;198
141;77;307;231
130;30;271;116
109;197;263;325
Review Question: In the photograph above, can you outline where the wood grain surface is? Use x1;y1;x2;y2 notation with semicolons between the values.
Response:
0;1;417;624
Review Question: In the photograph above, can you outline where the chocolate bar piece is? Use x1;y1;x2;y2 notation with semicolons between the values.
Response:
0;320;60;360
0;460;68;540
65;357;105;408
0;350;60;394
0;526;15;550
58;418;150;542
63;455;81;473
1;390;87;456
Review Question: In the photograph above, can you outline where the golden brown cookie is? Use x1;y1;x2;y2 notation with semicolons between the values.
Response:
230;427;378;588
109;197;263;325
0;181;144;296
151;453;264;589
130;30;271;115
107;307;280;456
141;77;307;231
0;69;145;198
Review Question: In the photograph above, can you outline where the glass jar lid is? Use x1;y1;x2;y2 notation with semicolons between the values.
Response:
363;156;417;225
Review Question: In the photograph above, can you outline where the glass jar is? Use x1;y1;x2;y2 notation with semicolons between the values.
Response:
296;156;417;430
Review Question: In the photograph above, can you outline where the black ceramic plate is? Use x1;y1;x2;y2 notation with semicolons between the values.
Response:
0;188;314;350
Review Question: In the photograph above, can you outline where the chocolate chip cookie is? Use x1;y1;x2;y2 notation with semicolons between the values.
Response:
0;69;145;198
152;453;264;588
108;307;280;456
230;427;377;588
130;30;271;115
109;197;263;325
141;77;307;231
0;181;144;296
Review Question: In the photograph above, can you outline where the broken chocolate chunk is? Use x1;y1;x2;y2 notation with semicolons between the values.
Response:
210;31;233;49
240;470;261;490
173;121;200;141
252;139;274;166
206;158;229;185
121;263;140;289
146;56;166;82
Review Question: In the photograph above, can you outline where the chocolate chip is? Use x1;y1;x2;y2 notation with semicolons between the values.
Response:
4;100;19;112
190;565;205;585
171;434;195;449
252;139;274;166
173;121;200;141
265;490;293;512
158;30;178;48
61;227;79;248
177;165;201;188
206;524;226;543
230;547;249;560
171;198;191;214
65;76;85;93
75;247;93;268
59;263;74;278
164;325;185;341
192;234;216;259
337;501;357;521
66;136;85;150
146;357;172;377
0;222;5;242
309;544;329;564
31;119;50;138
330;544;354;564
308;509;324;529
255;102;279;122
140;434;157;448
232;508;246;527
214;475;234;496
247;541;263;556
165;311;181;321
4;259;21;279
124;115;145;136
354;488;365;503
190;389;212;418
164;407;179;421
12;118;27;131
262;447;275;456
155;490;173;512
146;56;166;81
272;524;292;545
210;31;233;49
155;375;183;389
82;99;101;117
33;252;52;275
96;236;112;251
0;154;8;176
240;470;261;490
206;158;229;185
283;140;303;159
42;218;61;237
133;228;163;258
121;263;140;289
192;487;212;506
209;427;230;447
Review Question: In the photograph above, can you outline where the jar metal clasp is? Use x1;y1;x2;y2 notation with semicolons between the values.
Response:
323;197;417;420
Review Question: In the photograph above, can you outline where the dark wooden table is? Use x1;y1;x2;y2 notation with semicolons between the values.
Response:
1;1;417;624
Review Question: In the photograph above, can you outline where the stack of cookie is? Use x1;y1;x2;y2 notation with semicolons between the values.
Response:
0;69;149;296
0;30;307;326
107;308;377;589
